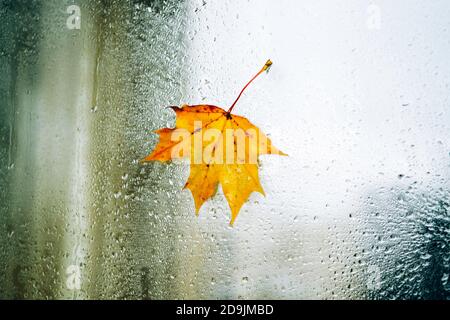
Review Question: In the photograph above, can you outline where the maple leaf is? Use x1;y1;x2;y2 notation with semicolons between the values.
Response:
142;60;286;225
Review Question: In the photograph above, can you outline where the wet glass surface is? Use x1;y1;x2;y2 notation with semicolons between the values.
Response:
0;0;449;299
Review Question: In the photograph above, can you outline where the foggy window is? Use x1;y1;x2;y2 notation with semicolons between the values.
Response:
0;0;449;299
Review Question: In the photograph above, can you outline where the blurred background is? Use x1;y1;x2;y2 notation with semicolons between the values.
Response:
0;0;449;299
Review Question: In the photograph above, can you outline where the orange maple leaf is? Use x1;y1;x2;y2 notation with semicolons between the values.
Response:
142;60;286;225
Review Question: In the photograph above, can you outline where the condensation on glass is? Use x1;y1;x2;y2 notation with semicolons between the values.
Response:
0;0;449;299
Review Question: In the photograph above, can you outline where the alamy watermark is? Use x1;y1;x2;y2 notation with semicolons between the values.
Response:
66;264;81;290
366;265;381;291
366;4;381;30
158;120;283;165
66;5;81;30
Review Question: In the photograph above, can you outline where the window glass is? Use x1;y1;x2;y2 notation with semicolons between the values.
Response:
0;0;449;299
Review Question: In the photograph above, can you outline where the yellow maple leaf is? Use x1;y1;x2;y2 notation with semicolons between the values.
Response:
142;60;286;225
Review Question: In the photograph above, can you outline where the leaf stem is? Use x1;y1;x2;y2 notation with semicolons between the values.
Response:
227;59;272;114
